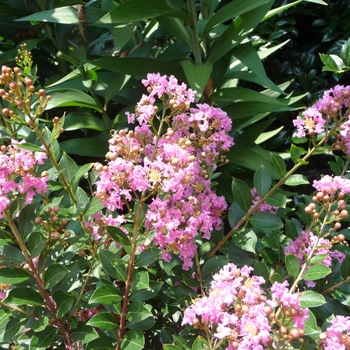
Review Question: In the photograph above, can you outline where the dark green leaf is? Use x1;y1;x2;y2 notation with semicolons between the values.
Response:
99;249;127;280
254;260;269;283
304;265;331;281
18;203;36;239
340;39;350;66
0;267;32;284
60;137;107;158
71;323;99;344
285;254;300;279
202;256;229;276
59;152;79;185
44;263;69;289
192;336;210;350
99;0;172;23
16;142;44;152
249;212;283;231
135;248;161;267
231;177;252;212
271;153;286;177
106;225;130;246
299;291;326;308
131;270;149;290
46;89;99;111
89;284;122;305
5;287;43;306
64;112;106;132
127;301;152;322
30;327;58;349
27;231;46;257
341;254;350;280
129;281;163;301
121;328;145;350
53;290;76;318
254;165;272;197
232;229;257;253
290;144;301;164
266;192;286;208
87;311;118;330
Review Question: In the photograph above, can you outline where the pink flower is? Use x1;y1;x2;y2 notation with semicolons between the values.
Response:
321;316;350;350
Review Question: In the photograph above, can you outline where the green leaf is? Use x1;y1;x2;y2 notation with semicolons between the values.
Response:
163;345;182;350
87;311;118;330
16;142;44;152
71;323;99;344
46;89;100;111
27;231;46;257
131;270;149;290
5;287;43;306
127;302;152;323
341;254;350;280
121;328;145;350
135;248;161;267
192;335;210;350
204;0;271;34
290;144;301;164
299;291;326;308
16;6;106;24
180;61;213;101
202;256;229;276
341;39;350;66
271;153;286;177
304;265;331;281
64;112;106;132
106;226;131;246
310;254;327;265
0;267;32;284
89;284;122;305
249;212;283;231
320;53;346;73
99;249;127;281
99;0;172;23
232;229;257;253
254;165;272;197
60;137;107;158
30;327;58;349
44;264;69;289
285;254;300;279
254;260;269;283
266;193;286;208
304;310;321;341
129;281;163;301
31;316;49;332
18;203;36;239
59;152;79;185
284;174;309;186
231;177;252;212
269;272;283;284
53;290;76;318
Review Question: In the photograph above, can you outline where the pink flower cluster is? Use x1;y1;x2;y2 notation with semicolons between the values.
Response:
94;73;234;269
182;263;309;350
284;231;345;287
313;175;350;195
249;188;278;214
293;85;350;142
0;139;48;218
321;316;350;350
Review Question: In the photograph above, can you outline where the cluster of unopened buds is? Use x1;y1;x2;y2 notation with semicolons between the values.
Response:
34;205;70;240
0;46;51;126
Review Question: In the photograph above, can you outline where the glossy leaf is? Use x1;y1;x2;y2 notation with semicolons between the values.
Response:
129;281;163;301
254;165;272;197
284;174;309;186
231;177;252;212
290;144;301;164
131;270;150;290
106;225;131;246
202;256;229;276
266;192;286;208
18;203;36;239
5;287;43;306
192;336;210;350
304;265;331;281
300;291;326;308
135;248;161;267
71;323;99;344
53;290;76;318
121;328;145;350
127;301;152;322
87;311;118;330
60;137;107;158
89;284;122;305
30;327;58;349
0;267;32;284
58;152;79;185
286;254;300;279
44;264;69;289
99;0;173;23
232;230;257;253
64;112;106;132
99;249;127;281
249;212;283;231
180;61;212;100
271;153;286;177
